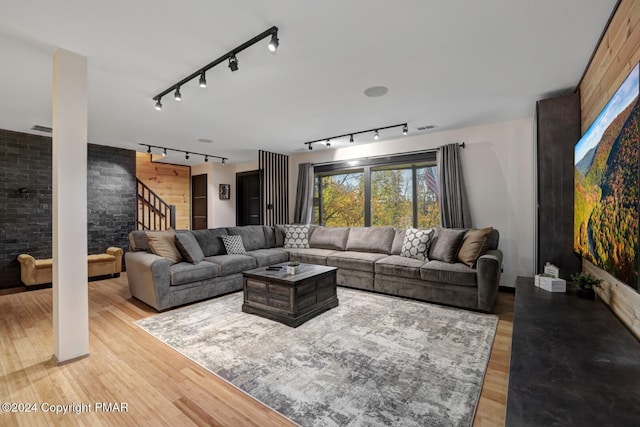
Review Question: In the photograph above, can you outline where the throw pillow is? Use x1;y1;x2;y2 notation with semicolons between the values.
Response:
175;232;205;264
429;228;467;263
221;235;247;254
400;228;435;261
283;224;310;249
146;228;183;265
457;227;494;267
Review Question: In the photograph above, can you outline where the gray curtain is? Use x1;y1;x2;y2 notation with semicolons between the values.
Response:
437;143;472;228
293;163;313;224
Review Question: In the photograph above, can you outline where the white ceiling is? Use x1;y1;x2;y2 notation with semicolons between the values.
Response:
0;0;617;165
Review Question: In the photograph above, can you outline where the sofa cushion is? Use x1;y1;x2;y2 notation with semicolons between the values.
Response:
175;232;205;264
129;230;150;252
285;248;337;265
221;235;247;255
309;227;350;250
457;227;494;267
283;225;311;249
487;229;500;250
345;227;395;254
146;228;182;264
274;225;286;247
429;228;466;263
327;251;389;273
400;228;435;261
203;254;258;276
375;255;426;279
263;226;277;248
246;248;289;267
169;261;220;286
227;226;268;251
191;228;228;257
420;260;477;287
390;228;405;255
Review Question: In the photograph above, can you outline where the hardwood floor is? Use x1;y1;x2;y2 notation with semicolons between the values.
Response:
0;274;514;426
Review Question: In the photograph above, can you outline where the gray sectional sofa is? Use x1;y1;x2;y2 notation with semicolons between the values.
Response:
125;225;503;313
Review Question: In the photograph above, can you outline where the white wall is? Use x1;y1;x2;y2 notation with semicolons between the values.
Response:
288;118;535;286
191;163;237;228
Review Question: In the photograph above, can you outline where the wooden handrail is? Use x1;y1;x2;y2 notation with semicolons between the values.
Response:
136;178;176;230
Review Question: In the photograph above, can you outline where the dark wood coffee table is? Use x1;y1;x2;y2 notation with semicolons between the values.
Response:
242;263;338;327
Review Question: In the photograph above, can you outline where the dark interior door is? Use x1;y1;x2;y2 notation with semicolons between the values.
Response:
191;174;207;230
237;170;261;225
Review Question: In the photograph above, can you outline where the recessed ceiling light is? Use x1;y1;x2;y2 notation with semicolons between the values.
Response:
197;138;213;143
364;86;389;97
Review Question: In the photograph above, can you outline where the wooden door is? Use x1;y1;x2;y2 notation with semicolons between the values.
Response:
237;170;261;226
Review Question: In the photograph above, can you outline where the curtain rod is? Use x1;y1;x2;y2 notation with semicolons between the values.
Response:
311;142;465;167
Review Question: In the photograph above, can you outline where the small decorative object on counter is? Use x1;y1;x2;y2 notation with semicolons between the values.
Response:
570;272;602;300
543;262;560;278
535;273;566;292
287;261;300;275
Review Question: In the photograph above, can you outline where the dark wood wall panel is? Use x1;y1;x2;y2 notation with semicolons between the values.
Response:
259;150;289;225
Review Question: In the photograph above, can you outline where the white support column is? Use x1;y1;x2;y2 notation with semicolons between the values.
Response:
52;48;89;363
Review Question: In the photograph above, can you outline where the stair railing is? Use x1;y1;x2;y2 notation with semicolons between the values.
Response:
136;178;176;230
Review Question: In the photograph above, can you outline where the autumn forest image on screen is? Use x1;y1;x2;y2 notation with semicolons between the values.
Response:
574;63;640;287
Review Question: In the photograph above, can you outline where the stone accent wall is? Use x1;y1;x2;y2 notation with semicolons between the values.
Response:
0;129;136;290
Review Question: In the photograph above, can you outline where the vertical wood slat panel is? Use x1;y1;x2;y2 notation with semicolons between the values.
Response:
259;150;289;226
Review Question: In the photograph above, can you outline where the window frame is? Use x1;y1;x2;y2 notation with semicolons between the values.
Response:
313;151;437;228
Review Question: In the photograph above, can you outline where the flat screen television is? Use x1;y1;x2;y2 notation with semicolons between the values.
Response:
574;63;640;291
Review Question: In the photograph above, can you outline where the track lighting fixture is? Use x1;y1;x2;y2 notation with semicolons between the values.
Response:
268;32;279;53
301;122;407;150
152;26;278;109
221;158;226;165
228;55;239;72
138;144;228;165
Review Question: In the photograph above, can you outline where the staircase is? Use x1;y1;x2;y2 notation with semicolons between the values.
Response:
136;178;176;230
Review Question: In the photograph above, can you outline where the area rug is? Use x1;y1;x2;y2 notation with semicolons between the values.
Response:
135;288;498;427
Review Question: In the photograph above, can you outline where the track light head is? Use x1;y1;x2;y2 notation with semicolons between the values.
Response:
199;72;207;88
174;86;182;101
204;156;209;163
155;98;162;111
162;148;167;157
185;152;190;160
325;139;331;147
146;145;151;154
374;130;379;140
349;134;354;143
402;124;408;135
221;158;226;165
308;144;313;151
268;32;279;54
228;55;239;72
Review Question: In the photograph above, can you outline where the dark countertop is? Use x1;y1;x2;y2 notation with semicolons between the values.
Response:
506;277;640;427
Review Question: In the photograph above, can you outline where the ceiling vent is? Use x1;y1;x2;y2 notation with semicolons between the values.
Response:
416;125;436;131
31;125;52;133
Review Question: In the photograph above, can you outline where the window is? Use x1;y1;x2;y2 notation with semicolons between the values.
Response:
314;170;365;227
313;153;439;228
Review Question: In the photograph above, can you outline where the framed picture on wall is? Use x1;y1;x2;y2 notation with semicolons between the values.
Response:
219;184;230;200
